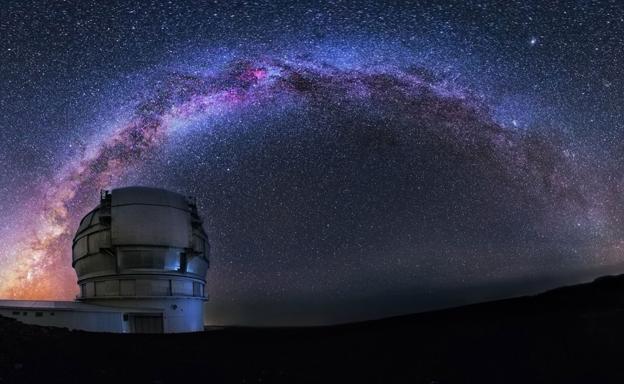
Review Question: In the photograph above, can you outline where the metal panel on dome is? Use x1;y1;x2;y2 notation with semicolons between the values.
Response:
74;254;116;277
88;231;111;253
111;205;191;248
73;237;88;259
77;211;94;233
112;186;190;211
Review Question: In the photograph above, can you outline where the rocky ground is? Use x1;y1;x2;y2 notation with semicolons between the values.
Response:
3;275;624;383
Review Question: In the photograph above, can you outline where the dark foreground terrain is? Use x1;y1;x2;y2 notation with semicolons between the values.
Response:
4;275;624;383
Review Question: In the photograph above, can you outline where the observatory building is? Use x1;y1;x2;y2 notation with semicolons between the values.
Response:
0;186;210;333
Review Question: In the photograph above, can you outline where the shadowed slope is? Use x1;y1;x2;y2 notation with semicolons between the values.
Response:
3;274;624;383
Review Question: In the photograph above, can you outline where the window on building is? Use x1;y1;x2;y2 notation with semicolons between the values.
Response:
35;312;43;317
12;311;19;315
22;312;27;316
50;312;55;316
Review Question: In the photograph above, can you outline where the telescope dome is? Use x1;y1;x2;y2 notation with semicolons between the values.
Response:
71;186;209;332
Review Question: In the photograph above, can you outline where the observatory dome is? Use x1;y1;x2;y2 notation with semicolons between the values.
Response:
72;186;210;332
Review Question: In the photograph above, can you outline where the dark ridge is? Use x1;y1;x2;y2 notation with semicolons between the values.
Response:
3;274;624;383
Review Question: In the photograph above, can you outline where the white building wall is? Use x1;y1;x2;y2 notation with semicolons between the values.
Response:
0;308;125;333
87;298;205;333
0;298;204;333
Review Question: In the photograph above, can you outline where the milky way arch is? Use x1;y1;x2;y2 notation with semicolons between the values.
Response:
0;53;613;300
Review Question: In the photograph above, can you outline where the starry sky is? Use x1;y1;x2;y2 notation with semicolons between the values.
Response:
1;0;624;325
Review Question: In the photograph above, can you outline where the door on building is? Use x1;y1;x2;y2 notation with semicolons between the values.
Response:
128;313;164;333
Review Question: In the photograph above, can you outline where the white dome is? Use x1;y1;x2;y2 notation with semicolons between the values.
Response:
71;186;210;332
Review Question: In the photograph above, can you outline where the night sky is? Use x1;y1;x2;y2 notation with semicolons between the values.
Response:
1;1;624;325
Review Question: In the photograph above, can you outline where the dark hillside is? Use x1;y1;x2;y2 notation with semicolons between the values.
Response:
3;275;624;383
